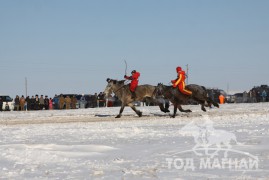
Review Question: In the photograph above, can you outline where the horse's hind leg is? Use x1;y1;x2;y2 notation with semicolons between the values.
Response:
201;104;206;112
115;105;125;118
196;99;206;112
129;103;142;117
194;97;207;112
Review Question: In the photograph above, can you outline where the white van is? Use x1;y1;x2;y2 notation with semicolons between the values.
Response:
0;95;14;111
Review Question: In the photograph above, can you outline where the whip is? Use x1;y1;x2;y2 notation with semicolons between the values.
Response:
124;60;127;76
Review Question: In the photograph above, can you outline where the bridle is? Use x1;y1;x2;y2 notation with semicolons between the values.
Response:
106;78;130;94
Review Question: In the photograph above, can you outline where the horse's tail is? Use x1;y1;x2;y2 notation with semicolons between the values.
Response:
201;86;208;96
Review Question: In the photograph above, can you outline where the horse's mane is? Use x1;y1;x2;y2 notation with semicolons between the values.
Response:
158;83;172;89
107;78;126;85
118;80;125;84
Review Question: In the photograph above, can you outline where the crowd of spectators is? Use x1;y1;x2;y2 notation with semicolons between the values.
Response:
11;92;107;111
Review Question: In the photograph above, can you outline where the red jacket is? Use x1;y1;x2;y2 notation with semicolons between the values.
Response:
125;72;140;92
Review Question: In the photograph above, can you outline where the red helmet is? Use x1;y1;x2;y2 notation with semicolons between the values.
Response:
176;66;182;72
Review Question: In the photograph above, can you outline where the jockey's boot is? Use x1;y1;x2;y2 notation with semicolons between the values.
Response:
131;91;136;99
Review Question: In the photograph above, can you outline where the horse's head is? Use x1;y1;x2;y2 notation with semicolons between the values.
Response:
103;78;114;98
155;83;166;97
103;78;125;98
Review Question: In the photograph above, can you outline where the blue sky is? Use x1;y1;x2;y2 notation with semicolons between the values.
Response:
1;0;269;98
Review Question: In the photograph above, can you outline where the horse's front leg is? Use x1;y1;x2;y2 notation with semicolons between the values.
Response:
128;103;142;117
178;105;192;113
170;103;178;118
164;99;170;112
207;97;219;108
115;105;125;118
158;102;170;113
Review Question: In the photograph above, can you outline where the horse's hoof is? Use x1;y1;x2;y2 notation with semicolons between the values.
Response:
187;110;192;113
115;115;121;118
165;109;170;113
170;115;175;118
138;111;142;117
161;109;170;113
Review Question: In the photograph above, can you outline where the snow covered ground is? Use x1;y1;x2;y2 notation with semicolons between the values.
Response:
0;103;269;179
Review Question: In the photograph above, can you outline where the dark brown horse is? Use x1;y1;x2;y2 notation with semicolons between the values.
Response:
155;83;219;118
104;78;169;118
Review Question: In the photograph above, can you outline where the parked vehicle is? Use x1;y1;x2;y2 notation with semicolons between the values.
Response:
0;95;14;111
234;93;243;103
225;95;235;103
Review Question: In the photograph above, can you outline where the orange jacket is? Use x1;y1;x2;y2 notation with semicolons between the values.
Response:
219;95;225;104
172;70;187;88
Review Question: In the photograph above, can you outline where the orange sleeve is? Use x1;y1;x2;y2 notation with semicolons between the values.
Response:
174;74;182;86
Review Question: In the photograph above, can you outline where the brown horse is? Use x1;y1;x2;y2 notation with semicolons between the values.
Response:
104;78;169;118
155;83;219;118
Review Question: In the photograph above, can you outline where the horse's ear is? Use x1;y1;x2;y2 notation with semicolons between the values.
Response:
106;78;111;83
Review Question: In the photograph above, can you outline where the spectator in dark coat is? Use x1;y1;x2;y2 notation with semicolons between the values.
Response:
92;93;98;108
14;95;20;111
26;96;31;110
30;96;35;110
98;92;106;107
34;95;40;110
44;95;49;110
